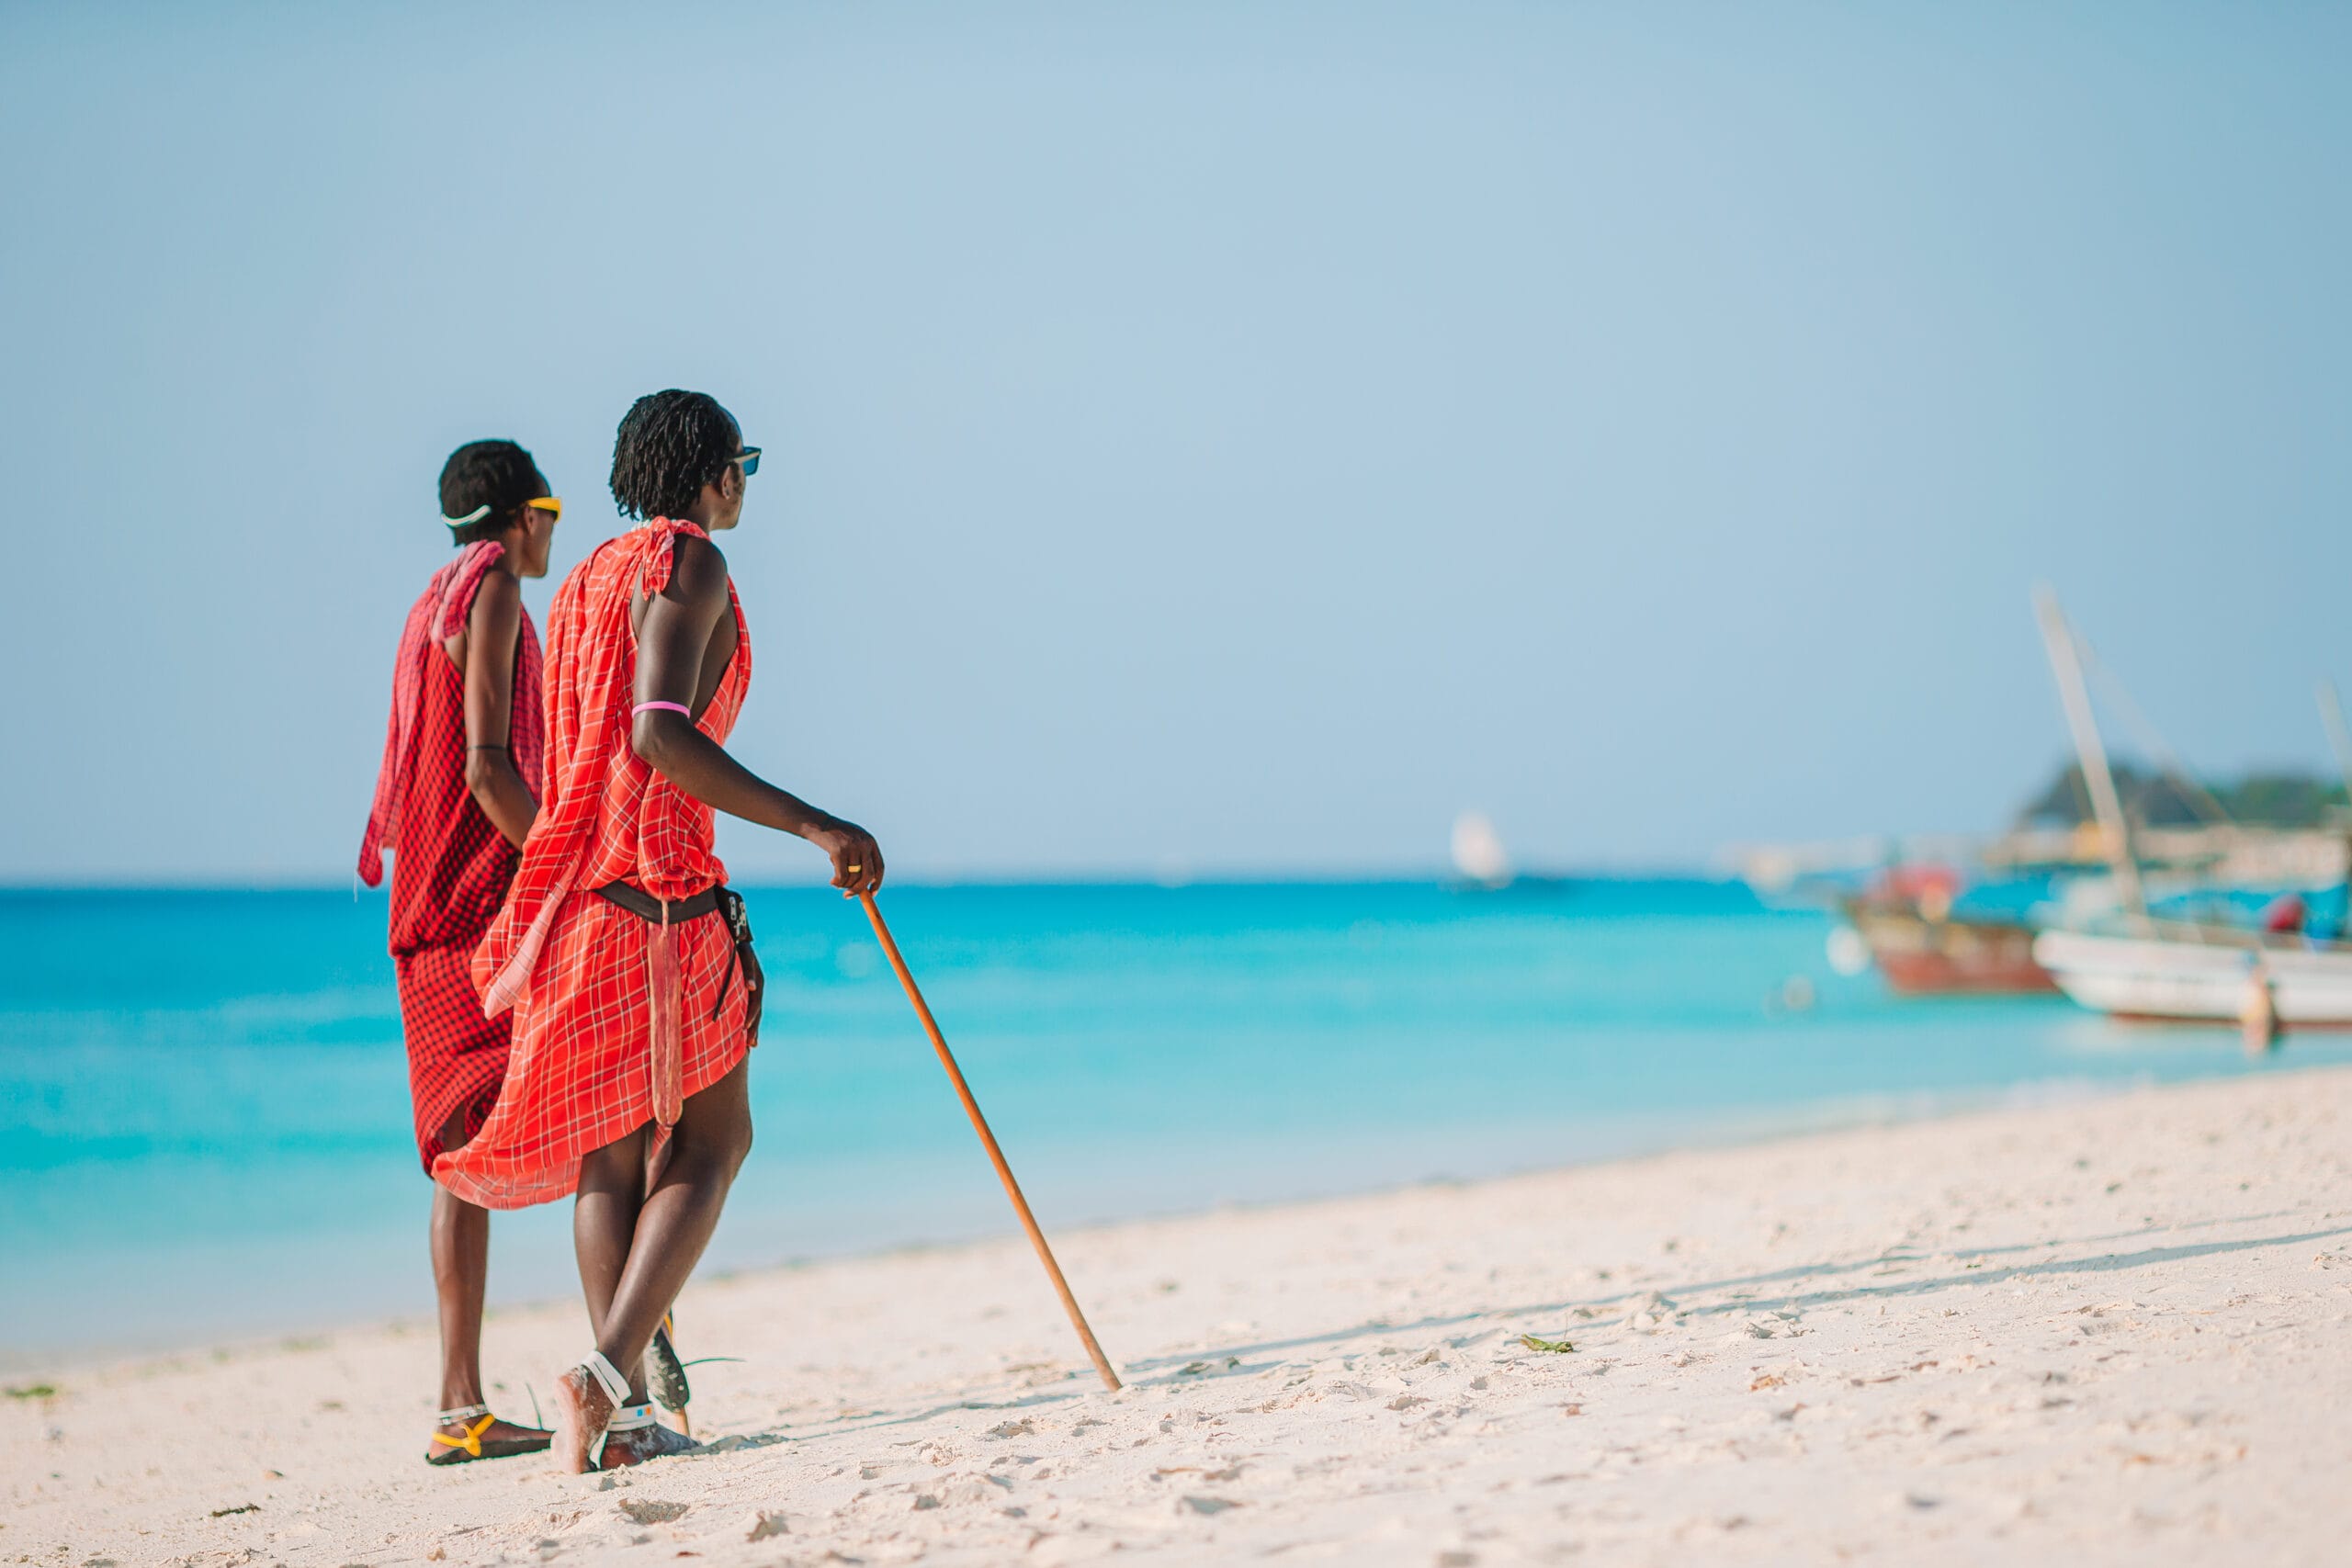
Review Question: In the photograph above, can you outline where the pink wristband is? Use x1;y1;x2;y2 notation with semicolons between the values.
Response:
633;701;694;718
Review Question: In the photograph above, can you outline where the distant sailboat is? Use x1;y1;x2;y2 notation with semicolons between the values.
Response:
1450;811;1513;890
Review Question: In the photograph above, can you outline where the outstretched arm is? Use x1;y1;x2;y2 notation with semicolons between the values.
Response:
629;535;883;895
457;570;539;851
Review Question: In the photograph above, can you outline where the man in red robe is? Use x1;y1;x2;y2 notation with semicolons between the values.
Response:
358;439;559;1464
446;390;882;1471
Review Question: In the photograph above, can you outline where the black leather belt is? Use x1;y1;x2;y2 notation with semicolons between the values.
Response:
594;880;724;923
591;881;755;1021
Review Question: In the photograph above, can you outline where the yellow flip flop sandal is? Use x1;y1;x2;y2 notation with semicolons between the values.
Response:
426;1402;553;1465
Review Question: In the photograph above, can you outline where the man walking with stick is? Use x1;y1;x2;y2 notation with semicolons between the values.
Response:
441;389;883;1471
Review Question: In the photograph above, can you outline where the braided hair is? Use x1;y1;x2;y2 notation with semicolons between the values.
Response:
609;389;741;521
439;439;545;547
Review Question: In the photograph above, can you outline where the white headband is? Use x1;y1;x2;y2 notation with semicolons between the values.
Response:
442;504;492;528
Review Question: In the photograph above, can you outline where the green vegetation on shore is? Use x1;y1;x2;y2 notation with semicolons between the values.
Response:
2018;762;2348;829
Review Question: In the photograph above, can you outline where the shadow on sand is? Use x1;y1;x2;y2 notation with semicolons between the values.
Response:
673;1206;2349;1458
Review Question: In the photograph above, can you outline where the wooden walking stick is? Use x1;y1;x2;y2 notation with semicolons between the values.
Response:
856;890;1123;1391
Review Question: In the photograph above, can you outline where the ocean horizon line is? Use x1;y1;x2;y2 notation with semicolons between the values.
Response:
0;865;1736;897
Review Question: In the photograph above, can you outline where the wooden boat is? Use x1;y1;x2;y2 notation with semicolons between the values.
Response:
1831;863;2057;994
1841;895;2057;995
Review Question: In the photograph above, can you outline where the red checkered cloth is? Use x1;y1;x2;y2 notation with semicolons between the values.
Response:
396;943;511;1169
357;542;543;894
355;544;545;1169
438;521;754;1211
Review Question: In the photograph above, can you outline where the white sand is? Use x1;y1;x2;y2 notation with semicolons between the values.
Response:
9;1066;2352;1567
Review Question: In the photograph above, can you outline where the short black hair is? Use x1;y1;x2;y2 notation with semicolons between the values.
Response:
439;439;545;547
609;389;741;521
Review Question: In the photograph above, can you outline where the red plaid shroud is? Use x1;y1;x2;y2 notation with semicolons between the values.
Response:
437;521;754;1211
356;543;545;1169
358;542;544;892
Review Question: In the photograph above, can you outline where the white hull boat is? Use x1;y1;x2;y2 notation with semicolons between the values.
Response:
2032;928;2352;1027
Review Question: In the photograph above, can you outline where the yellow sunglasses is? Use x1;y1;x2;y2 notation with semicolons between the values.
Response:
526;496;563;520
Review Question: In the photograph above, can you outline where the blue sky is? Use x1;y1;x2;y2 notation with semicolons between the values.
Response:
2;2;2346;883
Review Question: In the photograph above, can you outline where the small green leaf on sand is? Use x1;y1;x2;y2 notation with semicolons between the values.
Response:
209;1504;260;1517
1520;1334;1576;1354
5;1383;58;1400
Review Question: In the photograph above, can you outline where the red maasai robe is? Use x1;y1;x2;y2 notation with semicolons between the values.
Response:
357;542;545;1172
437;520;754;1211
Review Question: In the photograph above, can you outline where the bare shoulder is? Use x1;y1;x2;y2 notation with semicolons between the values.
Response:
665;531;731;604
468;567;522;640
472;568;522;614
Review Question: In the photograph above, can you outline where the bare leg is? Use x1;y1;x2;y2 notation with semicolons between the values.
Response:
573;1122;651;1377
426;1107;550;1463
431;1179;490;1411
554;1059;752;1471
596;1057;752;1374
553;1125;649;1473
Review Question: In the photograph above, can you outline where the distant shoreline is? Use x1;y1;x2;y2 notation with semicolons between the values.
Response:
0;1065;2240;1375
0;869;1739;895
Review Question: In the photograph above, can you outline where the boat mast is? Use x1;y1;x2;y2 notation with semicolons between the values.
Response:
2316;680;2352;910
2033;586;2146;919
2317;680;2352;796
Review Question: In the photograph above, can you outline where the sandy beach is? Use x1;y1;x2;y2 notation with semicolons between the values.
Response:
8;1064;2351;1567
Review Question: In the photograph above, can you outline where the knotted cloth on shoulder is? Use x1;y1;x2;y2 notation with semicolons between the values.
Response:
358;541;545;886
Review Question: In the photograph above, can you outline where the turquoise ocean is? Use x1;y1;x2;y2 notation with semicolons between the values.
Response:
6;880;2341;1370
